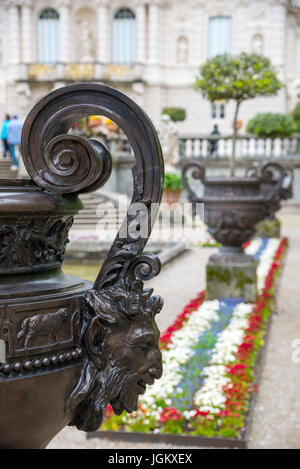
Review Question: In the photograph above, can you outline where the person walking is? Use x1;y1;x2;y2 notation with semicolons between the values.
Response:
0;114;10;158
209;124;220;158
7;115;23;170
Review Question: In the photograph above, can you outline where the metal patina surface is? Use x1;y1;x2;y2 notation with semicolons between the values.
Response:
0;83;164;449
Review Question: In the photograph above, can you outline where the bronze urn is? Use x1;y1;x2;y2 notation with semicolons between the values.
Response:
182;161;281;301
182;161;265;259
0;84;164;448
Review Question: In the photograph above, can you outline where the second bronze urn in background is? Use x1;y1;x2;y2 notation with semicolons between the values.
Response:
182;160;293;302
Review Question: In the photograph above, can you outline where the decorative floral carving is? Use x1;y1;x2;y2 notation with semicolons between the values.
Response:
0;216;73;269
209;210;254;246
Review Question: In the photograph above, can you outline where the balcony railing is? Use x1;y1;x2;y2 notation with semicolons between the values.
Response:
178;135;300;161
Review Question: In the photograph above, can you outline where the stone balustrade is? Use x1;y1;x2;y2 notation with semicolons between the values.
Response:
178;134;300;161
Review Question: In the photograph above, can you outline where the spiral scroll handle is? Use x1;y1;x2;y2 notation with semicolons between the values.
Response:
21;83;164;291
182;160;205;217
260;162;285;202
281;167;294;200
22;112;112;195
245;166;259;178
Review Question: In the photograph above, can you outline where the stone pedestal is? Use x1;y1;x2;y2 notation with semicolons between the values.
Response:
255;218;281;238
206;247;257;303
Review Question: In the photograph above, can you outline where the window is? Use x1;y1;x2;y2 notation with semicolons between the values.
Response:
112;8;136;65
211;101;225;119
37;9;60;64
208;16;231;58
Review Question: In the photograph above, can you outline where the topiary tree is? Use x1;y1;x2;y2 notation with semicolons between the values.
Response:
246;113;297;138
194;53;284;175
291;102;300;132
162;107;186;122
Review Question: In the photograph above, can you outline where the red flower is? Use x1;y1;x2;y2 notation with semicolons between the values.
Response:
159;291;205;350
238;342;253;352
194;409;209;418
104;404;114;418
217;410;233;417
227;363;246;375
159;407;182;423
219;238;288;425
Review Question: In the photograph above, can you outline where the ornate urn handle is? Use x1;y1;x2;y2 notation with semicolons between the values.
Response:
182;160;205;203
21;83;165;432
21;83;164;290
260;162;285;202
246;162;286;202
281;167;294;200
245;166;259;178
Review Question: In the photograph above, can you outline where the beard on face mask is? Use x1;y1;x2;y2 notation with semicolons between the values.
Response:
71;360;140;432
99;360;140;415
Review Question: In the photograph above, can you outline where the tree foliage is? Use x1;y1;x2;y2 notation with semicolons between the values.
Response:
246;113;297;138
194;53;283;103
291;102;300;132
194;53;283;175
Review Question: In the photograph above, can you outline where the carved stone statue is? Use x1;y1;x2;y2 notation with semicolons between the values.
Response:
177;36;188;64
80;20;94;63
0;83;164;448
159;114;179;169
252;33;264;55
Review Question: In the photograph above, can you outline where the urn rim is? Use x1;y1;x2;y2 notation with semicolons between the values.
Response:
0;178;83;214
203;176;261;186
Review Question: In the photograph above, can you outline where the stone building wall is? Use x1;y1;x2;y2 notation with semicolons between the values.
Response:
0;0;299;135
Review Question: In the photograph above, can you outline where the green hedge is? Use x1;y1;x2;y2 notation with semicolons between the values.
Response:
162;107;186;122
246;113;297;138
291;103;300;132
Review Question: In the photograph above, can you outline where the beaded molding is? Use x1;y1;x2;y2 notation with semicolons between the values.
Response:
0;348;83;376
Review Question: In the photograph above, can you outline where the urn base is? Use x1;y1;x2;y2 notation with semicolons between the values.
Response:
206;248;257;303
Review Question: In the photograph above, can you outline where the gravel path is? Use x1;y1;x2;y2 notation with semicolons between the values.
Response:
48;207;300;449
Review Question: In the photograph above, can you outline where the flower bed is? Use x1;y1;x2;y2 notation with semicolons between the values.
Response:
101;237;288;440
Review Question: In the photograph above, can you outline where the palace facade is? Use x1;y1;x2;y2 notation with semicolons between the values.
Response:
0;0;300;135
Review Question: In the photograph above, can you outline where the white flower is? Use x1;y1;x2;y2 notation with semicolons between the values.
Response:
183;410;195;419
245;238;262;256
141;300;221;406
